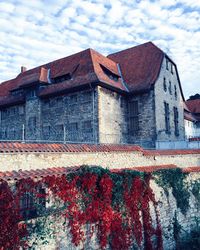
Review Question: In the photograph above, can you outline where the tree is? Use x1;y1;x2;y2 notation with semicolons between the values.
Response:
188;94;200;100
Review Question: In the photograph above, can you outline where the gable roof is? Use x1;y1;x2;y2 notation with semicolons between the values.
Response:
0;48;127;103
0;42;185;106
107;42;164;93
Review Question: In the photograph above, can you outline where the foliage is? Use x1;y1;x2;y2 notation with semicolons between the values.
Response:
153;168;190;214
188;93;200;100
0;166;163;250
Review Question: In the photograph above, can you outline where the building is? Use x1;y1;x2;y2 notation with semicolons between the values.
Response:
184;99;200;139
0;42;185;148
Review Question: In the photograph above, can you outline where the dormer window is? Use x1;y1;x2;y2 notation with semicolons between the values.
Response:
100;65;119;82
11;89;24;96
53;73;71;84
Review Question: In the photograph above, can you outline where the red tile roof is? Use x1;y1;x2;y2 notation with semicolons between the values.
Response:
143;149;200;156
185;99;200;114
107;42;164;93
0;142;199;156
0;42;185;106
0;164;199;182
0;48;126;104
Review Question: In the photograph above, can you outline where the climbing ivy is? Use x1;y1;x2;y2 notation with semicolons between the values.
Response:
153;168;190;214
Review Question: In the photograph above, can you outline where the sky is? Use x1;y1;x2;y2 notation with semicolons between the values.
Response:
0;0;199;99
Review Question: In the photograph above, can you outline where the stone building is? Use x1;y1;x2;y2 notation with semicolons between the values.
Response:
0;42;185;148
184;99;200;138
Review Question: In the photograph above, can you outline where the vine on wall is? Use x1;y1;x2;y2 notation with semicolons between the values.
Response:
0;166;198;249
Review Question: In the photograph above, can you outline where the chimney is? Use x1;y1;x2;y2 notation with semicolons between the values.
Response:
21;66;27;73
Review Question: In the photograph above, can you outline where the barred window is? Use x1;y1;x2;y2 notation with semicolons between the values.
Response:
43;125;51;139
82;120;92;132
174;107;179;136
164;102;170;134
28;117;36;132
68;122;78;131
129;101;139;135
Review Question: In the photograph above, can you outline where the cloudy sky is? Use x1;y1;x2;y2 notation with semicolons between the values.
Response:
0;0;199;98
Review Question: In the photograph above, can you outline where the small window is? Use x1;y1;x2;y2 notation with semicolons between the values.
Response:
169;81;172;95
164;102;170;134
100;64;119;82
166;58;169;70
43;99;50;108
19;106;25;115
56;97;63;107
43;125;51;139
28;117;36;132
173;107;179;136
69;94;77;104
82;121;92;132
81;92;92;103
68;122;78;131
129;101;139;135
54;74;71;84
163;77;167;92
29;90;36;98
171;64;173;74
174;85;177;99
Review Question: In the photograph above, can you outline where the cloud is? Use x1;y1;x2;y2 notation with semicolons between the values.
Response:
0;0;199;98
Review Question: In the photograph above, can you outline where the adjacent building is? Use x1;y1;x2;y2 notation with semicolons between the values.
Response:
0;42;185;148
184;99;200;139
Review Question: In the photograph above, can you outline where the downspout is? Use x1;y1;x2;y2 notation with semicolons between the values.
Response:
89;83;97;144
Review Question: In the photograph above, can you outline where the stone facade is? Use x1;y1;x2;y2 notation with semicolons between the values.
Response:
154;56;185;142
0;44;186;148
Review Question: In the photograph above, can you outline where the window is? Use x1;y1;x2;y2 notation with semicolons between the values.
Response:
29;90;36;98
69;122;78;131
100;64;119;82
54;73;71;84
174;85;177;99
19;106;25;115
56;97;63;107
82;120;92;133
171;64;173;74
20;187;46;220
43;99;50;109
69;94;77;104
28;117;36;132
1;109;8;120
166;58;169;70
169;81;172;95
129;101;139;135
81;92;92;103
174;107;179;136
164;102;170;134
163;77;167;92
43;125;51;139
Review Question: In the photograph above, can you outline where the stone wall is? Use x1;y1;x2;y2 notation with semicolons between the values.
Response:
0;150;199;172
154;56;185;142
98;86;128;143
128;90;156;148
0;104;25;140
